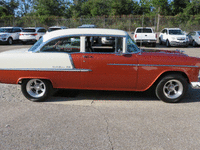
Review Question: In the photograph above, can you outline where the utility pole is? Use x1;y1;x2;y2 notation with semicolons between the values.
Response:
157;7;160;32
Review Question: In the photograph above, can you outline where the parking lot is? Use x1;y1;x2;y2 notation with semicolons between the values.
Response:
0;43;200;150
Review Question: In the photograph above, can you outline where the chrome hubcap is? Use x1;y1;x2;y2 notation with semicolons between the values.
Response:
26;79;46;98
163;79;183;99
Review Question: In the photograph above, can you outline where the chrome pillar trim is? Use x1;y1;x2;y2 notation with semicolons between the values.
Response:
68;54;75;69
191;82;200;89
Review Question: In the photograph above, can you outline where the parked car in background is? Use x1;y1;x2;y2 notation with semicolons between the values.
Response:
19;27;46;44
78;24;97;28
159;28;189;47
133;27;157;47
47;26;68;32
0;28;200;103
0;27;22;45
187;31;200;47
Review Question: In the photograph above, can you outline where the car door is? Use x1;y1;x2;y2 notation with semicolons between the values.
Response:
71;36;138;91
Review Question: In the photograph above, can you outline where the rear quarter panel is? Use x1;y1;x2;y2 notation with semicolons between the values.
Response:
136;53;200;91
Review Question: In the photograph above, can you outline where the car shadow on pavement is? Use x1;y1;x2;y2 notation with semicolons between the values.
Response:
45;87;200;103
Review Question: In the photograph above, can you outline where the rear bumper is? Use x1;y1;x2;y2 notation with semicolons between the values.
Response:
135;39;156;44
191;82;200;89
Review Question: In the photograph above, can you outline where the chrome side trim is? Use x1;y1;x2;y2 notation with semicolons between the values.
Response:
0;68;92;72
108;64;199;68
191;82;200;89
68;54;75;69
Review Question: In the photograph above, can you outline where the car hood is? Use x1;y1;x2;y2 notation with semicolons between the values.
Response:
0;48;30;54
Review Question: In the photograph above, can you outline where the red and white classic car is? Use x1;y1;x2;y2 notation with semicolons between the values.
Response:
0;28;200;103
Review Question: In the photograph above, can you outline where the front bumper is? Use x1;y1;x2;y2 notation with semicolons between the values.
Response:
191;82;200;89
0;38;8;42
170;40;189;46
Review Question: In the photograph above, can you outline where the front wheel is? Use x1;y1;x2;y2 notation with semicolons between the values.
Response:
155;74;188;103
21;79;53;102
7;37;13;45
166;40;171;47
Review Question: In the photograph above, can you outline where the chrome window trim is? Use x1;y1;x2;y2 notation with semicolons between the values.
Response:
0;68;92;72
32;34;126;53
108;64;199;68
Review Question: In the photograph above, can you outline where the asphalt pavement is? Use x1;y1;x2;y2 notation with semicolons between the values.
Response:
0;43;200;150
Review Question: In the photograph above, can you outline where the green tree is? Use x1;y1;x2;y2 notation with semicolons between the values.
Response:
151;0;171;15
110;0;133;16
34;0;70;16
0;0;19;17
81;0;111;17
172;0;190;15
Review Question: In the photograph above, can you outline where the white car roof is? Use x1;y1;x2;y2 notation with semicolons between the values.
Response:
43;28;128;42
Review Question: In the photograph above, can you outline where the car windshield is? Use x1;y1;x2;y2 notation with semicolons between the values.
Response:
127;35;140;53
22;29;36;32
136;28;152;33
169;30;184;35
48;28;61;32
0;28;12;33
28;37;43;52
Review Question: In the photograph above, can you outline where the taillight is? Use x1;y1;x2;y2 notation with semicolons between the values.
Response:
20;34;23;36
156;34;157;38
31;34;37;36
135;34;137;38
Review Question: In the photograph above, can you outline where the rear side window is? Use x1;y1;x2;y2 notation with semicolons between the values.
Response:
48;28;61;32
22;29;36;32
38;29;46;33
40;37;80;53
136;28;152;33
197;32;200;35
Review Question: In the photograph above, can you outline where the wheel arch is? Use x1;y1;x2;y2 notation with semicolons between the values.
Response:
18;77;53;87
153;71;189;87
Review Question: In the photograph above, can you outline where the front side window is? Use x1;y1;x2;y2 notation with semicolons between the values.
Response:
127;35;140;53
40;37;80;53
0;28;12;33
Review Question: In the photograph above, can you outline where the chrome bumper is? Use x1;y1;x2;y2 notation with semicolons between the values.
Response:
191;82;200;89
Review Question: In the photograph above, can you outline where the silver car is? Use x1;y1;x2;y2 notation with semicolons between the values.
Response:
187;31;200;47
0;27;22;45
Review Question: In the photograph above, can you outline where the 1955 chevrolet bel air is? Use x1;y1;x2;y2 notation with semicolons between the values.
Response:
0;28;200;103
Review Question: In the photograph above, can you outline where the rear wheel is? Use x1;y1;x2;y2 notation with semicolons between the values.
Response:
192;40;197;47
155;74;188;103
21;79;53;102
